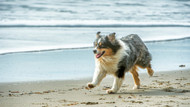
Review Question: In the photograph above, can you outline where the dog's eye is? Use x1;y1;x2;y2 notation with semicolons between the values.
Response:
99;44;106;48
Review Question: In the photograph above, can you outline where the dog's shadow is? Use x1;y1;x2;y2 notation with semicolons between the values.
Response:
99;87;190;96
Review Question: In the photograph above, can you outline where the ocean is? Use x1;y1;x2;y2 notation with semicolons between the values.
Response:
0;0;190;82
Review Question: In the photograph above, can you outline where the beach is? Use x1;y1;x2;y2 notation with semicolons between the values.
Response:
0;69;190;107
1;0;190;106
0;28;190;107
0;32;189;107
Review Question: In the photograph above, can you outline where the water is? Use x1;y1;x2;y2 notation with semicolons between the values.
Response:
0;27;190;55
0;49;95;82
0;0;190;54
0;0;190;82
0;0;190;27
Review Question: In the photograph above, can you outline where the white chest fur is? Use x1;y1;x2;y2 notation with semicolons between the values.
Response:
95;56;119;74
95;40;128;75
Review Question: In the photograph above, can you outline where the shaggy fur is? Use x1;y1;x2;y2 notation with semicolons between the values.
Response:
87;32;154;94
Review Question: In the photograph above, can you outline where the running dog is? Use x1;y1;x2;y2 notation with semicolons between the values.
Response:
87;32;154;94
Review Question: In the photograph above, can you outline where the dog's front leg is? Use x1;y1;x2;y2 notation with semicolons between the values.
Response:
106;77;124;94
87;68;106;89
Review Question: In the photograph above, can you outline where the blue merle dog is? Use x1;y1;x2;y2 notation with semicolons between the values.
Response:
87;32;154;94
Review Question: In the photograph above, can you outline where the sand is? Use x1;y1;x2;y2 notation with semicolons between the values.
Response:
0;70;190;107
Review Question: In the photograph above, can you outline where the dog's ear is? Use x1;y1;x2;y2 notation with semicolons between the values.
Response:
108;32;116;43
96;31;101;38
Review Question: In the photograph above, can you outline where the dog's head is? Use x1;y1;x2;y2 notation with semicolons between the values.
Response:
93;32;121;59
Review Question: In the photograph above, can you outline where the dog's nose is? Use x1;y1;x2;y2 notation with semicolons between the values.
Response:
93;49;97;54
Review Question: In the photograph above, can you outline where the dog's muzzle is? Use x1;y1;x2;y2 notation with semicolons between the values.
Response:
93;49;105;58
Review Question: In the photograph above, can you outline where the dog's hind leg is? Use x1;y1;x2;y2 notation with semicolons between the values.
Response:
147;64;154;77
136;63;154;77
130;65;140;89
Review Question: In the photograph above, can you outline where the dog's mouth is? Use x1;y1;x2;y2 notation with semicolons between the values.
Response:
96;51;105;58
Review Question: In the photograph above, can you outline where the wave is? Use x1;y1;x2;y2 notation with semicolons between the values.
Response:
1;20;190;27
145;36;190;43
0;37;190;55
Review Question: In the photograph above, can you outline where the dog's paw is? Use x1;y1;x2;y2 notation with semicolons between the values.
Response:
106;89;116;94
86;83;95;89
133;85;140;90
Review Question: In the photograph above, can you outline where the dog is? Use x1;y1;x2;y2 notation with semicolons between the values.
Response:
87;32;154;94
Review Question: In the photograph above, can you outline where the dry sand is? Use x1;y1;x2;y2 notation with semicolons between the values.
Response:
0;70;190;107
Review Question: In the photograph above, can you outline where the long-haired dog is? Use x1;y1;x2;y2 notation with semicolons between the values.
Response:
87;32;154;94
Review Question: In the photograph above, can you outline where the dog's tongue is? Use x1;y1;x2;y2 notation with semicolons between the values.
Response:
96;53;102;58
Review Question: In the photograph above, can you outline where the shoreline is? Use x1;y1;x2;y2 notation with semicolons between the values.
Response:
0;69;190;107
0;36;190;56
